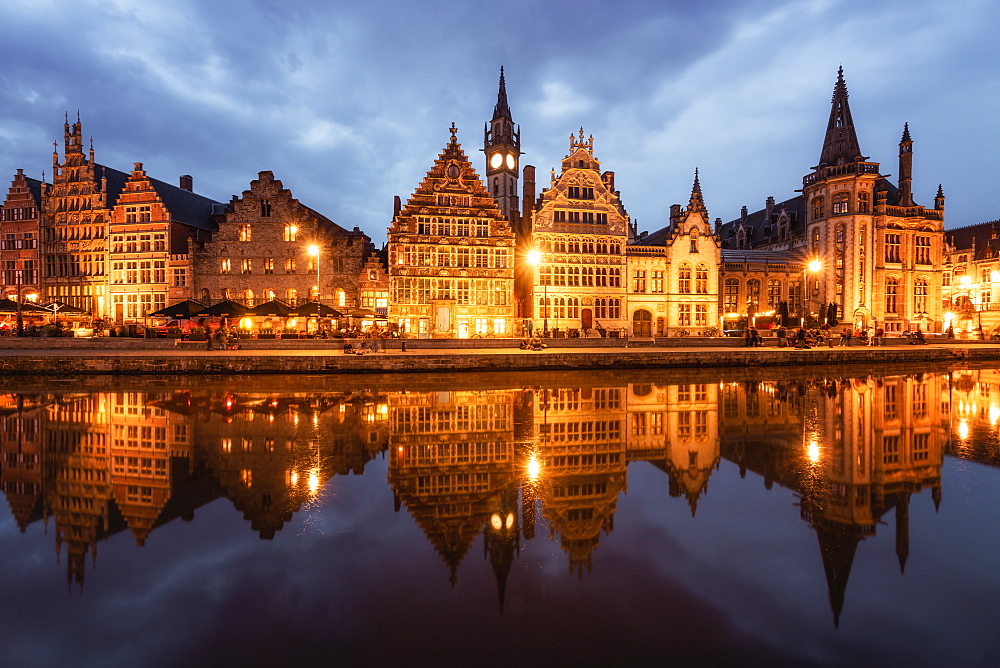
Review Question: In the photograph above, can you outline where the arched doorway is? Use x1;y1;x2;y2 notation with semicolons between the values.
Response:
632;309;652;337
581;308;593;331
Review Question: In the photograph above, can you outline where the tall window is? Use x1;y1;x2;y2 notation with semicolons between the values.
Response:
767;280;781;307
678;264;691;294
858;191;869;213
678;304;691;326
241;259;252;274
885;277;898;313
724;278;739;312
689;230;699;254
695;264;708;294
263;258;274;274
915;236;931;264
914;278;928;313
885;233;901;263
220;259;231;274
260;200;271;217
747;279;760;309
812;198;824;221
651;270;664;293
695;304;707;327
283;225;297;242
811;228;821;254
239;224;252;241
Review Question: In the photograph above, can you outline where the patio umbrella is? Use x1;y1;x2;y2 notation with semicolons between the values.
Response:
249;300;294;317
0;298;47;313
150;299;205;318
198;299;249;317
40;300;89;315
291;302;342;317
348;307;378;318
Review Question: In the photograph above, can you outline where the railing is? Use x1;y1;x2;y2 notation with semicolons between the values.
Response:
878;205;944;220
802;161;880;186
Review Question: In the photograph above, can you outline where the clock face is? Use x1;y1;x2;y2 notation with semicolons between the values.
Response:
490;153;503;169
505;153;516;170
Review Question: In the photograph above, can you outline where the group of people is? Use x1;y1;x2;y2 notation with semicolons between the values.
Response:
520;338;548;351
773;326;836;349
206;326;240;350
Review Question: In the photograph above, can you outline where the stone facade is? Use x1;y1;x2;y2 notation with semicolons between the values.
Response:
941;220;1000;337
1;169;43;302
190;171;371;310
388;126;516;338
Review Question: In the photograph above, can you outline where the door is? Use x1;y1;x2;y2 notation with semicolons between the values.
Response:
632;309;652;337
581;308;593;330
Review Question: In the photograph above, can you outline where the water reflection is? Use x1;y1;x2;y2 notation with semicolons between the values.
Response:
0;369;971;626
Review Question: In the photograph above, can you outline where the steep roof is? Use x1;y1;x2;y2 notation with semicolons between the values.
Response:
945;219;1000;259
98;163;220;232
718;195;807;248
816;67;865;168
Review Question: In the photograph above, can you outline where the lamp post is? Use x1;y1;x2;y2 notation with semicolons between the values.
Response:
527;249;547;336
307;244;320;302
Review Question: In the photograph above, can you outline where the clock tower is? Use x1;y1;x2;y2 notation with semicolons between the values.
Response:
484;67;520;231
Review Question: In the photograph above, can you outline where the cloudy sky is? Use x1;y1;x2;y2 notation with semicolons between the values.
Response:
1;0;998;245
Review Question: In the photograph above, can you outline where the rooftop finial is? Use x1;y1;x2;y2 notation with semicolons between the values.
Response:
901;122;911;142
492;66;512;120
449;122;458;142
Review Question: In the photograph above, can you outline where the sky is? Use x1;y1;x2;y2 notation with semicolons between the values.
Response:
1;0;999;246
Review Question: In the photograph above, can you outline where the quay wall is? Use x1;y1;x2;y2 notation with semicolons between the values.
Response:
1;344;999;376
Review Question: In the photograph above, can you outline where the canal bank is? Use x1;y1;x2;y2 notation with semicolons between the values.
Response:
2;340;1000;375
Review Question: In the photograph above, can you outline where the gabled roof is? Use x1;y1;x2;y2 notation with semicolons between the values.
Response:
718;195;806;248
24;175;45;205
945;220;1000;259
98;163;220;232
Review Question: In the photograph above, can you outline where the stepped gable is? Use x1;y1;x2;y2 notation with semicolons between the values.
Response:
397;124;511;234
945;219;1000;260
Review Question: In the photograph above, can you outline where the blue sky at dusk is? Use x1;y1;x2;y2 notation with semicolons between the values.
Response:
1;0;998;245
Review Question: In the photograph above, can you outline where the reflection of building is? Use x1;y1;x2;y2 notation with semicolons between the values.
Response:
534;387;627;576
0;395;45;531
387;390;518;584
719;374;947;626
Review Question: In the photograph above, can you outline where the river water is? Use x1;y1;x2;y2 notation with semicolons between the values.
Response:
1;366;999;666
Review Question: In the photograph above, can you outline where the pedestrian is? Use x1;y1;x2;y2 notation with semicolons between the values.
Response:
776;326;787;348
875;326;884;346
867;326;875;346
840;327;850;346
796;327;808;348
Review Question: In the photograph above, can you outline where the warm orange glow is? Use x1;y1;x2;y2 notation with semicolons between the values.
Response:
958;421;970;440
527;249;542;266
808;259;822;273
307;244;319;257
527;453;541;480
308;469;320;493
807;439;821;464
491;513;502;530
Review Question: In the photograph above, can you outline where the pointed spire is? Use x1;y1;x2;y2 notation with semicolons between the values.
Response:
901;122;911;142
817;67;864;168
687;168;707;214
492;66;512;121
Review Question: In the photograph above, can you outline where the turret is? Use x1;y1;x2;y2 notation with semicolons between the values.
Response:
815;67;865;168
898;123;914;207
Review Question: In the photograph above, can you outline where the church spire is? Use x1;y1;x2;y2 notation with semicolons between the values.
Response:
816;67;864;168
493;66;512;121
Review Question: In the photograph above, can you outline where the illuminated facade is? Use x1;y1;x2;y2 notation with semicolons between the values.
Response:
1;169;43;302
719;69;946;332
388;127;516;338
941;221;1000;338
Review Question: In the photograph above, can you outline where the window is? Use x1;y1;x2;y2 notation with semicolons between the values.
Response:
567;186;594;200
858;191;870;213
220;259;231;274
172;268;187;287
885;277;898;313
283;225;298;242
695;264;708;294
239;224;252;241
689;230;699;254
285;258;296;273
241;259;252;274
914;278;928;313
832;192;849;215
678;304;691;327
263;258;274;274
915;236;931;264
633;270;646;293
724;278;739;312
747;279;760;309
767;280;781;307
260;200;272;217
812;198;824;221
811;228;821;254
885;233;901;263
651;270;664;293
678;263;691;294
883;435;900;465
695;304;707;327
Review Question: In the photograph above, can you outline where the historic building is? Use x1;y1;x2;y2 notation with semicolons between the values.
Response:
940;220;1000;337
388;126;516;338
626;173;722;336
190;170;371;311
1;169;43;303
524;130;631;335
108;163;220;323
719;69;946;333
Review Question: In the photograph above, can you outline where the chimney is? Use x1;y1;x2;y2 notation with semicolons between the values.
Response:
522;165;536;236
393;195;401;217
740;205;748;222
179;175;193;191
670;204;682;226
765;196;775;218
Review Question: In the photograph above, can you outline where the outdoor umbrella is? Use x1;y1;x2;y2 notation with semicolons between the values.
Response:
198;299;249;317
249;300;294;317
348;307;378;318
40;300;88;315
291;302;342;317
150;299;205;318
826;302;838;327
0;298;47;313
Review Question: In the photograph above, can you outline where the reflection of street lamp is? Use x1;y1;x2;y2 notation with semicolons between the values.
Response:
801;258;822;326
527;249;547;335
307;244;320;302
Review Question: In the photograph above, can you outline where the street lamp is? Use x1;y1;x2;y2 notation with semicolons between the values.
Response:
526;249;547;336
307;244;320;302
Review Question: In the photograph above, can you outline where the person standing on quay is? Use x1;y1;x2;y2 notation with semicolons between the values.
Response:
867;326;876;346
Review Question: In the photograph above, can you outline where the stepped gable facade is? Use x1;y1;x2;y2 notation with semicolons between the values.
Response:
190;170;371;311
1;169;44;302
388;125;516;338
941;219;1000;337
525;129;631;335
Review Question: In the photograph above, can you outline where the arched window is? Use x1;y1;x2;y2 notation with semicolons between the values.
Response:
286;288;297;304
767;279;781;307
885;278;898;314
812;198;824;221
337;289;346;308
724;278;740;312
201;288;210;302
689;229;699;254
266;289;275;301
695;263;709;294
747;279;761;309
243;289;255;306
678;263;692;293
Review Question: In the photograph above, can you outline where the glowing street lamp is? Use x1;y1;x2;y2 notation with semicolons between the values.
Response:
526;249;547;335
801;258;822;326
307;244;320;301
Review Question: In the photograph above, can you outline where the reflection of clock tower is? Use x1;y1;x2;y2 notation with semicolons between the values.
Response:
484;67;520;231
